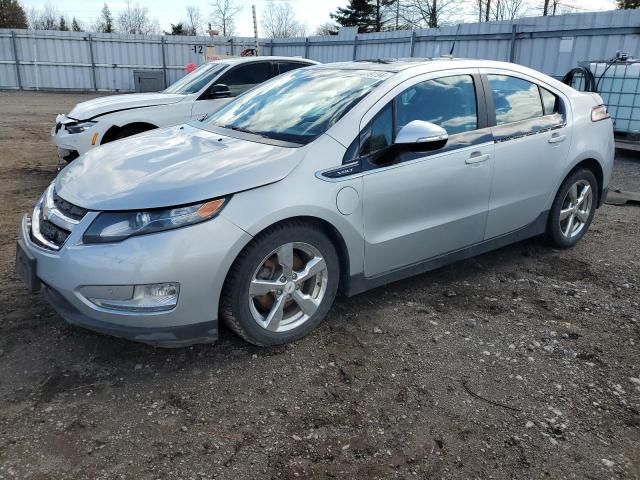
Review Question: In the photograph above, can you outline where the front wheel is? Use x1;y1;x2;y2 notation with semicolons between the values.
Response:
220;221;340;346
547;168;599;248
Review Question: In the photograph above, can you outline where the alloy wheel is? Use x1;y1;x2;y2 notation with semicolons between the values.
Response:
248;242;328;333
559;179;593;239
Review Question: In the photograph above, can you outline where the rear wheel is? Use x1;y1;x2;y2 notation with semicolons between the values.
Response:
547;168;598;248
220;221;339;346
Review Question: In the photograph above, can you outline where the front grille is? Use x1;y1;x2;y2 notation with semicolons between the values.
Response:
53;190;87;221
38;218;70;246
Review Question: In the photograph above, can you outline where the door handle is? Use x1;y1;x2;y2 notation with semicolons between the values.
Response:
466;152;491;164
548;134;566;144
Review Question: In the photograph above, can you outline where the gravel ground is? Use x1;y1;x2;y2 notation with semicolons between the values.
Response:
0;91;639;480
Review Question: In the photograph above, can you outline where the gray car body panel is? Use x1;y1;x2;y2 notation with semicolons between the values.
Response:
55;123;303;210
19;59;614;346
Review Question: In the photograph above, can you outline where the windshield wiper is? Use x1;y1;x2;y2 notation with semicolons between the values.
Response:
228;126;269;138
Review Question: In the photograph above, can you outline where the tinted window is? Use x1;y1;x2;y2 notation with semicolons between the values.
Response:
395;75;477;135
218;63;272;96
360;103;393;156
278;62;307;74
488;75;543;125
540;86;558;115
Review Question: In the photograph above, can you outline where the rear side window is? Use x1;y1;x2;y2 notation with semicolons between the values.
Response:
539;86;559;115
218;63;272;96
488;75;543;125
396;75;478;135
277;62;307;74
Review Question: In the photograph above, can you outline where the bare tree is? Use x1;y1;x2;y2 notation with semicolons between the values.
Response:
262;1;306;38
210;0;242;36
117;0;154;34
315;21;338;35
491;0;529;20
400;0;460;28
28;3;61;30
185;5;204;35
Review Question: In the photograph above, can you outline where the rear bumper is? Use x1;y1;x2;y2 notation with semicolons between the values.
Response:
43;286;218;347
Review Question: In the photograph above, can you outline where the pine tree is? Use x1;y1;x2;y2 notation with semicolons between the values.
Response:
0;0;28;28
616;0;639;7
331;0;396;33
59;15;68;31
71;17;82;31
99;3;114;33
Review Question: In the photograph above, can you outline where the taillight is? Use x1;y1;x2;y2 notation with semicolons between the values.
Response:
591;104;610;122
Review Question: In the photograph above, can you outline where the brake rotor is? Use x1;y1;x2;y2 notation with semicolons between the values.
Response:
253;252;306;312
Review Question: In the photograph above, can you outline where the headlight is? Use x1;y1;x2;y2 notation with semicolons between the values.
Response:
66;120;97;134
83;198;226;243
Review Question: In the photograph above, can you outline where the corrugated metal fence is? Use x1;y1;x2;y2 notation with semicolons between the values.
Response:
1;9;639;92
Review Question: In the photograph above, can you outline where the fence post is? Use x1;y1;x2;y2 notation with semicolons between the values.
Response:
509;24;518;63
304;37;310;58
409;31;416;57
10;31;22;90
352;35;358;60
160;36;167;88
87;33;98;92
229;37;234;56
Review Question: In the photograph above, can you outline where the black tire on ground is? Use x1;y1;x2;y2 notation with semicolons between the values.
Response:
220;220;340;346
547;168;599;249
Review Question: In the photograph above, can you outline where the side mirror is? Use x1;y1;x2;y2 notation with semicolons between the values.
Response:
209;84;231;99
395;120;448;150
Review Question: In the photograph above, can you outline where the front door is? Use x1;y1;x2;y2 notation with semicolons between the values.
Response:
361;72;495;277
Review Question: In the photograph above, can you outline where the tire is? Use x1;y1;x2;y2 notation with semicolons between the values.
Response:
220;221;340;346
547;168;599;248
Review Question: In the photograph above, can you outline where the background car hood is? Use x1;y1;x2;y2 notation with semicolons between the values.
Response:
55;123;302;211
68;92;186;120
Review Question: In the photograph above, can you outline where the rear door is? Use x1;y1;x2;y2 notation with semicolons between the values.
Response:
482;71;572;238
361;70;495;277
191;61;273;119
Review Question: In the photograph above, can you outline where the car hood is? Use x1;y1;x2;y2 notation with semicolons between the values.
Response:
67;92;186;120
55;123;303;211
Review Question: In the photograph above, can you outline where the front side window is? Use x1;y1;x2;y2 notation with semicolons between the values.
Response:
488;75;544;125
396;75;478;135
163;63;228;94
217;63;272;96
206;68;392;144
357;74;478;159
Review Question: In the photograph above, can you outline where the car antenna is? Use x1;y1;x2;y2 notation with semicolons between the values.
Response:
449;24;462;56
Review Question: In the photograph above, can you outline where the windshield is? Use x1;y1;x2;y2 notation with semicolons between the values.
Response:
205;67;392;144
164;63;228;94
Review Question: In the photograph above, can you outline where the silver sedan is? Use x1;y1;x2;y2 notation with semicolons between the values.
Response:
17;59;614;347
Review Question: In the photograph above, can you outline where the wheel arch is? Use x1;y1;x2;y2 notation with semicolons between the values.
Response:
567;158;605;208
101;121;158;145
223;215;353;296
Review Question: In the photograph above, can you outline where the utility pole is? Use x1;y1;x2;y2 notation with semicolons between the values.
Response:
252;5;260;55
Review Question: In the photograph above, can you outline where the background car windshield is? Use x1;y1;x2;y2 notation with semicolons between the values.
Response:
164;63;228;94
206;68;392;144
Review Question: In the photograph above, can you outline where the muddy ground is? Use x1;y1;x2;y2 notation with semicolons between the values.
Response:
0;91;639;480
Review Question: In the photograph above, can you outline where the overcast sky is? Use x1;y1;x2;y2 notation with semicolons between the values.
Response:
20;0;619;36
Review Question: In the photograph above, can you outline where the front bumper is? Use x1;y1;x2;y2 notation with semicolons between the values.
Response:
18;210;252;347
51;117;101;159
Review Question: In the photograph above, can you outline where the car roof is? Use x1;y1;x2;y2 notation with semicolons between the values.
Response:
213;56;319;66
